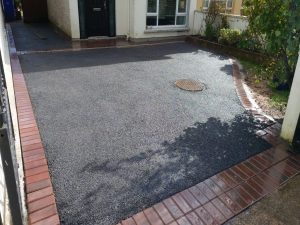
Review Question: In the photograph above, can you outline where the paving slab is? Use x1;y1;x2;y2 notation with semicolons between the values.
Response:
10;21;71;52
226;174;300;225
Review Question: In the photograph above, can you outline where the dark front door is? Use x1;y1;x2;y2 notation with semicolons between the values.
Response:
85;0;109;37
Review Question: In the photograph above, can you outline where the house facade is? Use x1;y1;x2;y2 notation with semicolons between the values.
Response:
47;0;198;40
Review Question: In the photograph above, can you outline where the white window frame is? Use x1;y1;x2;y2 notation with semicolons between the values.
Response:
203;0;211;10
226;0;233;10
146;0;189;29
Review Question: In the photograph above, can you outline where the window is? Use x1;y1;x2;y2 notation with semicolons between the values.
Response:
226;0;233;8
147;0;157;13
203;0;210;10
146;0;188;28
203;0;233;13
225;0;233;13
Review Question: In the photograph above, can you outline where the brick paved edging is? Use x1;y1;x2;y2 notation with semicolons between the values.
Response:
117;59;300;225
6;24;60;225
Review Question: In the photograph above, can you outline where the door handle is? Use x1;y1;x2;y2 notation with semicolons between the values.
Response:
93;8;102;11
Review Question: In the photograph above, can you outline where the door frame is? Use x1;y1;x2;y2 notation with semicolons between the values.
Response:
78;0;116;38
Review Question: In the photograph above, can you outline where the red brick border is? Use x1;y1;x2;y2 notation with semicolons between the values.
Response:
6;24;60;225
117;60;300;225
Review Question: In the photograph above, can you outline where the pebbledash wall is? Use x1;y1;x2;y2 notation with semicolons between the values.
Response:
47;0;198;39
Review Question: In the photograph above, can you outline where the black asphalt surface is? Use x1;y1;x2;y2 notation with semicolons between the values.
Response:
19;42;271;225
10;22;71;51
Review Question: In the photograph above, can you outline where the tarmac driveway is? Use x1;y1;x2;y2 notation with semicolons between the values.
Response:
19;42;271;225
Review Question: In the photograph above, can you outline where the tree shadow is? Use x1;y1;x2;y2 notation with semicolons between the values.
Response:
59;112;272;225
220;64;233;76
19;42;202;73
208;52;229;61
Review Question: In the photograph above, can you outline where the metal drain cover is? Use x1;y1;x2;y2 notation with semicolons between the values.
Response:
175;79;205;92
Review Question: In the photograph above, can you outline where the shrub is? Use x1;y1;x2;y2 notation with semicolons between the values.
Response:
220;15;229;29
237;30;263;52
266;60;290;90
205;24;219;41
204;0;224;41
243;0;300;88
218;28;242;46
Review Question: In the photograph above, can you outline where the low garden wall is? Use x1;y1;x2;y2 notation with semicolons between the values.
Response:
192;10;249;36
186;36;267;64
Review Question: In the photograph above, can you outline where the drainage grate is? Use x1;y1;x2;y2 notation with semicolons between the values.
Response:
175;79;205;92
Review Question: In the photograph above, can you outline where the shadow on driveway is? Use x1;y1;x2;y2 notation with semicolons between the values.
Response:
18;42;228;73
73;113;271;225
10;21;71;51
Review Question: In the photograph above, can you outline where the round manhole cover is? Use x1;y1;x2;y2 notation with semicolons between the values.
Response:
175;79;205;92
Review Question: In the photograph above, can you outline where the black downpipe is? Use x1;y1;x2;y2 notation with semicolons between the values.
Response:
108;0;116;37
78;0;87;39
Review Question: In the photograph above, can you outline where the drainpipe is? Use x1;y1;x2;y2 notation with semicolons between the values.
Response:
127;0;131;40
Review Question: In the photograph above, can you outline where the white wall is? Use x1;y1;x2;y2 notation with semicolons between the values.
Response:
227;15;249;31
192;11;248;35
192;11;206;35
47;0;80;39
47;0;71;36
69;0;80;39
116;0;130;37
281;51;300;142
